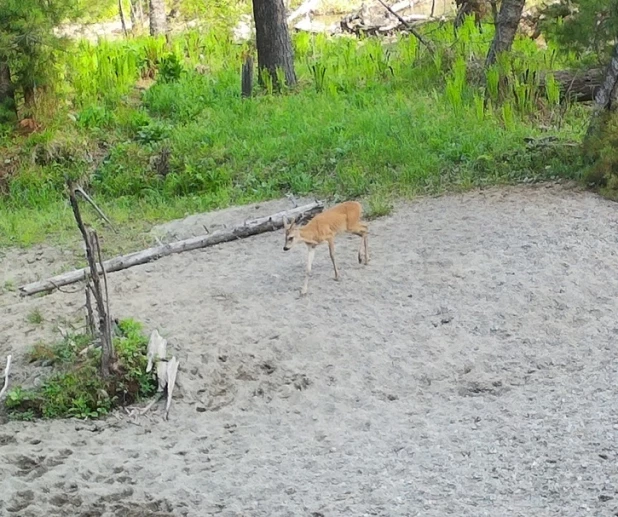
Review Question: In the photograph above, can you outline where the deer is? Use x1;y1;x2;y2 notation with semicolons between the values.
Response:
283;201;369;295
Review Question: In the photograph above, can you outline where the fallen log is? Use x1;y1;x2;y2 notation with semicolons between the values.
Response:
541;67;604;103
19;201;324;296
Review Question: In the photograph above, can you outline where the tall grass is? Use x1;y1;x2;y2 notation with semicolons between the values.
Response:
0;18;588;247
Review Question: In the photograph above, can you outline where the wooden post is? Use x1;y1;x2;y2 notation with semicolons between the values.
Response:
68;183;116;377
242;55;254;98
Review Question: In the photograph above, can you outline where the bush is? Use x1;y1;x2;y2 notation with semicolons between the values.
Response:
4;319;157;420
583;112;618;199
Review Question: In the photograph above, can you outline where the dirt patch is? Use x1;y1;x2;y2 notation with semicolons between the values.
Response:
1;184;618;516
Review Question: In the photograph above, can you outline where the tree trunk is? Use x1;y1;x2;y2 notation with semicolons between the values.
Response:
586;43;618;141
251;0;297;89
23;84;35;110
485;0;526;67
0;61;16;121
149;0;167;36
119;0;129;37
130;0;142;30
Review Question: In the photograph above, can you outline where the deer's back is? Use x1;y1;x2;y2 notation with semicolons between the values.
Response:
305;201;362;241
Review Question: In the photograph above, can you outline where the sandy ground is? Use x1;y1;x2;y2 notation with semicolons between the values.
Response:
1;184;618;517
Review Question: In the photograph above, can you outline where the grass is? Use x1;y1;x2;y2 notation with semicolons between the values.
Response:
26;309;44;325
0;17;590;249
4;319;157;420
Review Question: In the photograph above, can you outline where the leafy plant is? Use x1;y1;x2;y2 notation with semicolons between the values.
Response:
5;319;157;420
310;61;328;93
158;53;185;83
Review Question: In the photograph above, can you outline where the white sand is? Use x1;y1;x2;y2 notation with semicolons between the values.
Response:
1;184;618;516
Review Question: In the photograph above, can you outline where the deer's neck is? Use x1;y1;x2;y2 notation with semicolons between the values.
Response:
298;226;319;246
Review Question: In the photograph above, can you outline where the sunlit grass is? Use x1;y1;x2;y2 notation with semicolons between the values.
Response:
0;17;589;249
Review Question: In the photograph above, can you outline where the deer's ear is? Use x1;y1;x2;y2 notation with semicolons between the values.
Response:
283;218;291;230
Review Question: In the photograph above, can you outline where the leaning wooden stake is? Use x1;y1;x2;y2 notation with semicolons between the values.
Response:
0;355;12;400
19;201;324;296
68;184;116;377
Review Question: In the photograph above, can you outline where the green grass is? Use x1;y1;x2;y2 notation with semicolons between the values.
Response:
5;319;157;420
0;18;590;248
26;309;44;325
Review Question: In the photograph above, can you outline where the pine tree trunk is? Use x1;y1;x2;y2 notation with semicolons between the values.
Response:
252;0;297;89
0;61;16;121
149;0;167;36
23;84;35;110
485;0;526;67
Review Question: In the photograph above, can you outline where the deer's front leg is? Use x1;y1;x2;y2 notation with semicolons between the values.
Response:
301;245;316;296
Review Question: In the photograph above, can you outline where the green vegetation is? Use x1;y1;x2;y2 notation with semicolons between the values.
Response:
0;11;599;248
4;319;157;420
26;308;44;325
540;0;618;62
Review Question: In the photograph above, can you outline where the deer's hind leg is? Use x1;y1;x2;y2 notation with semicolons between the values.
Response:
328;238;340;281
351;223;369;265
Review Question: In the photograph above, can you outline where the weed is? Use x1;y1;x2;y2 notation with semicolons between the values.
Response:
26;309;44;325
366;194;394;219
158;53;185;83
2;280;15;293
5;319;157;420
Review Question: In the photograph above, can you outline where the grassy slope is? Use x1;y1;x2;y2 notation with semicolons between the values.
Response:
0;20;588;249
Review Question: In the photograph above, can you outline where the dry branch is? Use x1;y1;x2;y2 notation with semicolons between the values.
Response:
0;355;11;400
19;201;324;296
340;1;435;38
75;186;116;232
68;184;115;377
376;0;434;51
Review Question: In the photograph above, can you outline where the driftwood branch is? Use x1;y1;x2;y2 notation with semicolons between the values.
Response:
287;0;319;24
19;201;324;296
144;329;179;420
376;0;434;52
0;355;11;399
165;356;179;420
147;329;168;392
